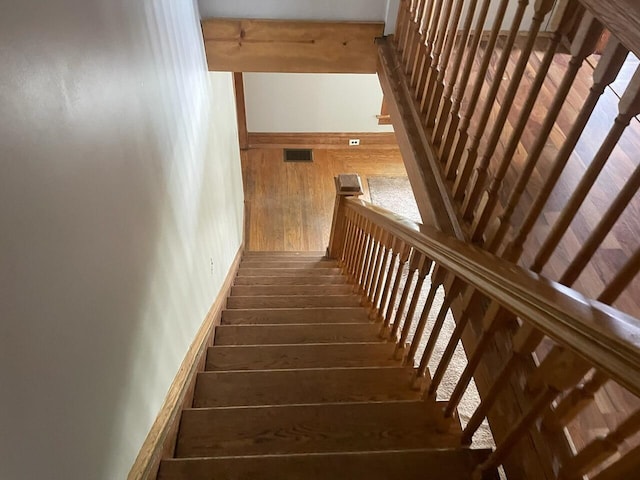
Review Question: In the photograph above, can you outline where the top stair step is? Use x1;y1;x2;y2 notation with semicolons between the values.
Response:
243;251;326;258
237;267;343;276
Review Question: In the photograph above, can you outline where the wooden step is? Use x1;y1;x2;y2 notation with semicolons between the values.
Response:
193;367;418;407
227;295;361;309
240;260;338;269
237;267;342;276
221;307;370;325
214;323;382;345
244;251;326;258
234;275;349;285
206;343;398;370
175;401;460;458
158;449;497;480
231;284;353;296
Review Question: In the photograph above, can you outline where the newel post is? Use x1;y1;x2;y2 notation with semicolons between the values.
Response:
327;174;364;259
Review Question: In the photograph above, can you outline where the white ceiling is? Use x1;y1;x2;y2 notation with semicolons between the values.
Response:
198;0;400;34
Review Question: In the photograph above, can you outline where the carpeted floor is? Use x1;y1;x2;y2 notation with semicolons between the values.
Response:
367;176;494;448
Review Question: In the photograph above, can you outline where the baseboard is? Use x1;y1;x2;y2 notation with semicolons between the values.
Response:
247;132;399;150
127;245;243;480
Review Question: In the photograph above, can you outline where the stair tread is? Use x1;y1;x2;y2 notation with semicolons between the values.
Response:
158;449;497;480
231;284;353;296
227;294;361;309
237;268;342;276
175;401;461;458
234;275;348;285
193;367;419;407
240;260;338;269
222;307;369;324
206;343;398;370
214;323;383;345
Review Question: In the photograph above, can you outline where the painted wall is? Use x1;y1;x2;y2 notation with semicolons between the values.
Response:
0;1;244;479
244;73;394;133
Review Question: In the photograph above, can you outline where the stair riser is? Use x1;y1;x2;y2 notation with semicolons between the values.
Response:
193;368;418;407
221;308;370;325
227;296;361;309
234;275;349;285
206;343;398;370
214;324;382;345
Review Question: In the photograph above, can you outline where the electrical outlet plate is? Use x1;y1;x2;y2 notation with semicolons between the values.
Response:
349;138;360;146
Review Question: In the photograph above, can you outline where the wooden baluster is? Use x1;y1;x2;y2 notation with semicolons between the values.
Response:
410;0;435;92
370;234;397;320
393;0;408;50
396;259;433;360
402;0;423;72
460;320;545;444
347;213;366;282
408;0;431;87
399;0;416;58
494;27;623;259
461;0;556;221
389;252;426;342
470;34;562;243
589;444;640;480
355;218;374;291
424;0;466;129
414;275;464;385
419;0;458;117
542;249;639;430
369;231;393;314
430;0;479;142
543;370;609;431
439;0;491;166
560;162;640;285
443;301;510;418
329;174;364;260
452;0;530;203
472;347;591;479
404;266;452;367
362;225;383;300
531;65;640;273
416;0;445;109
559;410;640;480
344;210;360;276
364;227;384;305
599;246;640;304
443;0;510;181
380;244;413;335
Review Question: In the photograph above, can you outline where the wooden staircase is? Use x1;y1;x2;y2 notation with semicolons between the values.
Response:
157;251;497;479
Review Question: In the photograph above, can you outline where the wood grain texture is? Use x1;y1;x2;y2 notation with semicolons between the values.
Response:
226;294;361;309
239;259;338;269
230;284;353;296
192;367;418;407
158;449;496;480
202;19;384;73
174;401;460;457
205;343;399;371
233;275;349;285
579;0;640;58
214;323;383;346
232;72;248;150
221;307;370;324
237;267;343;276
127;247;243;480
247;132;399;149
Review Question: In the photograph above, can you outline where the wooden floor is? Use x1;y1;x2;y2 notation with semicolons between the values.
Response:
240;36;640;474
242;147;406;252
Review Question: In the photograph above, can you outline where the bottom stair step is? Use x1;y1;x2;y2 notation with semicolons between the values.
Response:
158;449;498;480
175;401;461;458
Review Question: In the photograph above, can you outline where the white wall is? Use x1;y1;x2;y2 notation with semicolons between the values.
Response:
0;1;244;479
244;73;394;133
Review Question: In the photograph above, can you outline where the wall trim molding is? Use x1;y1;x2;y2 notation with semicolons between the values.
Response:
247;132;398;150
127;246;243;480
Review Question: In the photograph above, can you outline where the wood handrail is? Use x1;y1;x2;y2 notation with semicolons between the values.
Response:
345;197;640;397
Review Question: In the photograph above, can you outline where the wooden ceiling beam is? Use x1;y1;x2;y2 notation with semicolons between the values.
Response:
202;19;384;73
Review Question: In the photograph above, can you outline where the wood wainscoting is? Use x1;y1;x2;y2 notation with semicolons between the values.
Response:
247;132;398;150
127;246;243;480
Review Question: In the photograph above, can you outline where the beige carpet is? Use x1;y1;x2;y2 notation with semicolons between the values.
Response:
368;176;494;448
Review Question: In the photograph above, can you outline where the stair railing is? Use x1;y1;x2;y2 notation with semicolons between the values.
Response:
328;177;640;479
